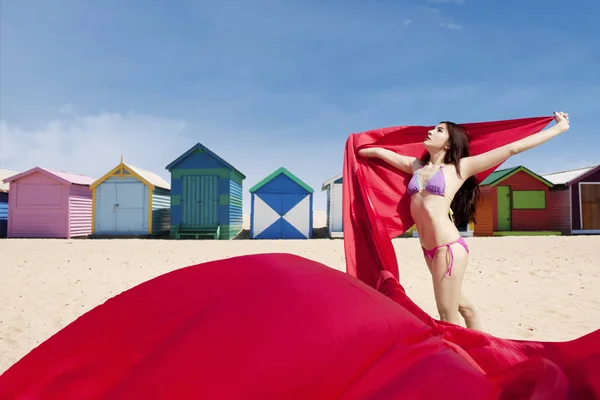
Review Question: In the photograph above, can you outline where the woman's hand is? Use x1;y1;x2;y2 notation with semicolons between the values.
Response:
554;111;570;132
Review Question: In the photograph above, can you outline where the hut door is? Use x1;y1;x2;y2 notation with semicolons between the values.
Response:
115;183;145;232
497;186;511;231
581;184;600;230
182;175;219;226
97;183;117;232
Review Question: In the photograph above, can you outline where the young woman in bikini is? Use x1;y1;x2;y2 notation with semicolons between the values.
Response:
358;111;570;331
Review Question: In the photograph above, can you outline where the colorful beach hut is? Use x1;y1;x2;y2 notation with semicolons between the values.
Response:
249;167;313;239
321;173;343;238
543;165;600;235
90;157;171;236
166;143;245;240
473;165;555;236
2;167;95;238
0;169;20;238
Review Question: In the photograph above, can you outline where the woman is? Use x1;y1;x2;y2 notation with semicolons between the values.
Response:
358;111;570;331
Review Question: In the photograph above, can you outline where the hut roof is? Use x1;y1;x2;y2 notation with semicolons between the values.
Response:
542;165;600;186
2;167;95;186
479;165;553;187
321;173;343;191
165;142;245;179
0;169;20;192
249;167;313;194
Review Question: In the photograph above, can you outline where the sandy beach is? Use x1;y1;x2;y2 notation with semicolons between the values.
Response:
1;234;600;374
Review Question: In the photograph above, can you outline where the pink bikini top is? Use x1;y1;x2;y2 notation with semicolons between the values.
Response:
407;164;453;207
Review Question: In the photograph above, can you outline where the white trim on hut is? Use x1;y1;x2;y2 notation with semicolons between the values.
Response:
321;173;343;238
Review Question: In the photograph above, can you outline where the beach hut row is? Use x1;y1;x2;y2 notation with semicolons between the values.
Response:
322;164;600;238
0;142;314;240
2;141;599;239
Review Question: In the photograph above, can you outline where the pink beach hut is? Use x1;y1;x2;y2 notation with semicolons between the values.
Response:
2;167;95;238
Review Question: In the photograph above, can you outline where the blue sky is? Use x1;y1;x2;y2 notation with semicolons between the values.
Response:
1;0;598;218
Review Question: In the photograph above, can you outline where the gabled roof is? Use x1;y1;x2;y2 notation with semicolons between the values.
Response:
165;142;246;179
479;165;553;187
2;167;95;186
0;169;20;192
321;173;343;191
542;165;600;186
91;159;170;190
250;167;313;193
128;164;170;190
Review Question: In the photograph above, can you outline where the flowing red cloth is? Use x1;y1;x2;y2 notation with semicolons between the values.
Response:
4;252;594;399
0;254;507;399
343;115;600;398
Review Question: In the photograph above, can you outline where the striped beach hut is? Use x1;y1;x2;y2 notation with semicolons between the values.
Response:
474;165;555;236
2;167;95;238
249;167;313;239
321;173;343;238
90;157;171;236
0;169;20;238
543;164;600;235
166;143;245;240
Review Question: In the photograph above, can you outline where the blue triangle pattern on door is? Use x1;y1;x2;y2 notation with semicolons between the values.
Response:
258;193;282;215
280;217;307;239
280;193;306;216
254;217;307;239
255;218;282;239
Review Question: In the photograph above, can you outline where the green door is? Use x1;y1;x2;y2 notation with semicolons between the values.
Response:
497;186;511;231
182;175;219;227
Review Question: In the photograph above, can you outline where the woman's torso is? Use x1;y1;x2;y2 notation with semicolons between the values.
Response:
408;163;464;249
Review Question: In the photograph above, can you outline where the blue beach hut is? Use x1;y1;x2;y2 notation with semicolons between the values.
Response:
249;167;313;239
166;143;245;240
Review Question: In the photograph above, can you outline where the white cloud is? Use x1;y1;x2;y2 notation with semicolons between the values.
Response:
402;19;413;27
427;0;465;5
439;21;463;30
0;111;188;182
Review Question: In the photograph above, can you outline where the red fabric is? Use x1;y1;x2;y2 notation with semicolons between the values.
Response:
343;116;600;398
0;254;502;399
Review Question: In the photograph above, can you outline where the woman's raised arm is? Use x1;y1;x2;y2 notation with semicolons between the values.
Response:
460;111;570;179
358;147;419;174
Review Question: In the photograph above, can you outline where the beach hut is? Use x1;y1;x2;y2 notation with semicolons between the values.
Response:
2;167;95;238
542;165;600;235
90;157;171;236
321;173;343;238
249;167;313;239
165;142;245;240
473;165;556;237
0;169;20;238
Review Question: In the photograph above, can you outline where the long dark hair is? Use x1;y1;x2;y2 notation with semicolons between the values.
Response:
420;121;480;226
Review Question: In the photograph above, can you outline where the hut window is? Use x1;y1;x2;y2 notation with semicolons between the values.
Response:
512;190;546;209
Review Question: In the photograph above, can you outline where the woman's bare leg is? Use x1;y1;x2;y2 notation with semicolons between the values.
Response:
458;291;486;331
427;243;469;326
423;244;485;330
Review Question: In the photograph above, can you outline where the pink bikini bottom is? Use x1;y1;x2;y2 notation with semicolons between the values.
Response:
421;236;469;277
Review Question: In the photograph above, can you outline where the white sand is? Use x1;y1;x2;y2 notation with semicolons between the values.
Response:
1;235;599;374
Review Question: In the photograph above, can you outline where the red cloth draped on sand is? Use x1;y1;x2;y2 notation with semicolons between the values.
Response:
4;252;596;400
343;115;600;398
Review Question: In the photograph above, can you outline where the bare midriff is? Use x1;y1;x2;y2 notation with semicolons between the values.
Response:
410;191;459;250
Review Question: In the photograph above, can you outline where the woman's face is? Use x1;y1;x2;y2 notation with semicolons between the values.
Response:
424;123;450;150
